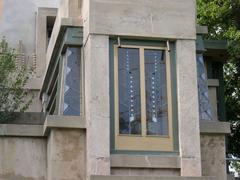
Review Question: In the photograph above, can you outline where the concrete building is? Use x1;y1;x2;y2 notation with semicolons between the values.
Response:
0;0;232;180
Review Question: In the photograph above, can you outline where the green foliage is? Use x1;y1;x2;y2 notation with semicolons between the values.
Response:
197;0;240;172
0;38;33;122
231;161;240;176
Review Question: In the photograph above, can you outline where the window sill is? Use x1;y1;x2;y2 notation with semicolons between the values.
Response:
200;121;230;134
43;115;86;136
110;154;180;169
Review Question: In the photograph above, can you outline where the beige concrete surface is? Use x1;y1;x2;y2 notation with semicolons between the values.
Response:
111;155;180;169
207;79;219;87
0;137;47;179
84;35;110;178
111;168;180;177
59;0;81;18
0;124;43;137
200;121;231;134
91;175;216;180
43;115;86;135
176;40;202;176
201;135;227;180
89;0;196;40
196;26;208;35
36;8;58;78
47;129;86;180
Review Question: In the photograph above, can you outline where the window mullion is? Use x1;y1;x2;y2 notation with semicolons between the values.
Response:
140;47;147;137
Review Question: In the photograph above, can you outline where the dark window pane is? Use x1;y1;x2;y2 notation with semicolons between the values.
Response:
63;47;81;116
118;48;141;135
144;49;168;135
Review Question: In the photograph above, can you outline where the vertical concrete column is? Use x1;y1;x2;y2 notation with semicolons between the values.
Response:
201;134;227;180
59;0;81;18
84;35;110;179
47;129;86;180
36;11;47;78
176;40;202;176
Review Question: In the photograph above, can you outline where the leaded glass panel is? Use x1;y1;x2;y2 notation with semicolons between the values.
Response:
144;49;168;135
197;54;213;120
118;48;141;135
63;48;81;116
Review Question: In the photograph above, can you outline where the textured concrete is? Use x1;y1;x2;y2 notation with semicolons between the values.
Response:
91;175;216;180
84;35;110;178
0;137;47;180
111;168;180;177
0;124;43;137
176;40;202;176
111;155;180;169
36;8;58;78
200;121;231;134
59;0;81;18
47;129;86;180
43;115;86;135
196;26;208;35
208;87;218;121
89;0;196;39
201;135;227;180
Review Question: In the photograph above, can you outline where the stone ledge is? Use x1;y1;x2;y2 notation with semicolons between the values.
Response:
197;26;208;35
200;121;231;134
43;115;86;135
0;124;43;137
91;175;216;180
111;154;180;169
207;79;219;87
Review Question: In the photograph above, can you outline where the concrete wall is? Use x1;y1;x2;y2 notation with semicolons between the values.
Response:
201;134;227;180
111;168;180;176
89;0;196;39
0;137;47;180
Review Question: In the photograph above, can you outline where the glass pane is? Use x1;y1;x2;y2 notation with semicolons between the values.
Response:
118;48;141;135
63;47;81;116
196;53;212;120
144;49;168;135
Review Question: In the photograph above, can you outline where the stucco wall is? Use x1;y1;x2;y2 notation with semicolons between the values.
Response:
0;137;47;180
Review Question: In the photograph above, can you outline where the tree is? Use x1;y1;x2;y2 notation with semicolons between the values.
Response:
197;0;240;172
0;37;32;122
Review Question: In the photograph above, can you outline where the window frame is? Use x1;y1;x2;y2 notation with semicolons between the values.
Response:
113;44;174;152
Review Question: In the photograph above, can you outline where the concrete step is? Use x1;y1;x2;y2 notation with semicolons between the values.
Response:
91;175;216;180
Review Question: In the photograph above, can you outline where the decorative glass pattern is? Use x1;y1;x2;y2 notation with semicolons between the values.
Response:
144;49;168;135
118;48;141;135
197;54;213;120
63;48;81;116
